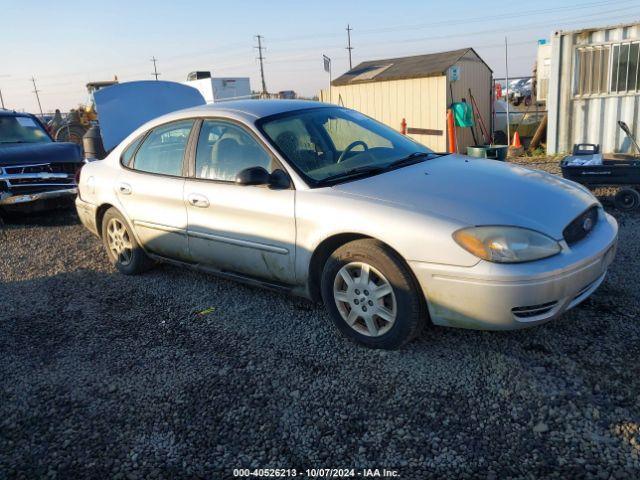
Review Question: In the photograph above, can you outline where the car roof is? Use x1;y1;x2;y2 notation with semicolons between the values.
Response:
177;99;332;120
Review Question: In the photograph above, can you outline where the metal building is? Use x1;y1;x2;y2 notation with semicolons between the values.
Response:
320;48;493;152
547;22;640;154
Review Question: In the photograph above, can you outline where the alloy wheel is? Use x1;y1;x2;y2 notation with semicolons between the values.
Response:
106;218;133;266
333;261;397;337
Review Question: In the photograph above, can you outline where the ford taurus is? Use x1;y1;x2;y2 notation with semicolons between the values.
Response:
76;99;618;349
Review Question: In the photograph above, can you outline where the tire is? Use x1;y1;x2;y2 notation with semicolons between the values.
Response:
320;239;425;349
101;207;154;274
55;124;87;153
614;188;640;211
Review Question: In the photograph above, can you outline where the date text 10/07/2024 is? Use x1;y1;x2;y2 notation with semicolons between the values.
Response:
233;468;401;477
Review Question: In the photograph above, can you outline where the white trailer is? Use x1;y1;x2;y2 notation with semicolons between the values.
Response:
183;77;252;103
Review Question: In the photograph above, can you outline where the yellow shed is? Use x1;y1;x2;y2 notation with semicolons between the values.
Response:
320;48;493;153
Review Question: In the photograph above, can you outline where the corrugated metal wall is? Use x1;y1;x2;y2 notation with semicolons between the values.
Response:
320;50;492;152
547;23;640;154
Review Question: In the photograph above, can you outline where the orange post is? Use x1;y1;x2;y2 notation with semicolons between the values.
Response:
400;118;407;135
447;109;456;153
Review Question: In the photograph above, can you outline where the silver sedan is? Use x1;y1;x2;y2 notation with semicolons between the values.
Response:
76;100;618;349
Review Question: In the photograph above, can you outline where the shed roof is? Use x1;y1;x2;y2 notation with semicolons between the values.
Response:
332;48;490;86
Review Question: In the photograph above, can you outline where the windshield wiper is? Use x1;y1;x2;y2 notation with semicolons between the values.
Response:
386;151;444;169
316;152;446;187
317;165;387;185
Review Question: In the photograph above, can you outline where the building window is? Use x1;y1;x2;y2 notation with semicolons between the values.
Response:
611;42;639;93
576;46;610;95
575;42;640;96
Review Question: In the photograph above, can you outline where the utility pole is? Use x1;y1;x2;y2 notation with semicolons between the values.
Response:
0;74;9;109
346;24;354;70
504;37;511;147
150;56;161;80
255;35;267;97
30;76;43;117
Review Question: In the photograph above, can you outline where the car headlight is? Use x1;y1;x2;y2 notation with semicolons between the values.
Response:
453;226;561;263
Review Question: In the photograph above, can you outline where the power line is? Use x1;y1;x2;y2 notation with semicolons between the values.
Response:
150;56;161;80
255;35;267;96
4;1;638;107
346;24;354;70
5;0;634;88
30;76;43;116
265;0;631;44
356;0;630;35
388;5;636;46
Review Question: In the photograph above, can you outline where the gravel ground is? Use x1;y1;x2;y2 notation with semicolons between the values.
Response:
1;158;639;479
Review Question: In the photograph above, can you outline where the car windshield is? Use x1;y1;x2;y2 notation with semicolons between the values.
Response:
258;107;434;185
0;115;51;144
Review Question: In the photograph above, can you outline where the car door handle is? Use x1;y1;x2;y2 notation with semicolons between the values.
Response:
118;183;132;195
187;193;210;208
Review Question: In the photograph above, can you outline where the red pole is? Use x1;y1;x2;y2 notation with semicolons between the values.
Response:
400;118;407;135
447;109;456;153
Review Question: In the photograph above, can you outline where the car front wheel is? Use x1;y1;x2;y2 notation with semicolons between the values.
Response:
101;207;154;274
321;239;425;349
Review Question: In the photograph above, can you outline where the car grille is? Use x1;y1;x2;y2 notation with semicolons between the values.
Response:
512;301;558;319
0;162;80;193
563;206;598;245
3;163;78;175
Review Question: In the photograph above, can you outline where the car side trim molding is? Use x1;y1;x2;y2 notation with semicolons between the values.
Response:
133;220;186;235
145;252;307;297
187;229;289;255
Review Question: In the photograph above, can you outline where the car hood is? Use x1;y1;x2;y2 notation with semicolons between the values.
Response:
94;80;206;151
0;141;82;166
332;155;597;239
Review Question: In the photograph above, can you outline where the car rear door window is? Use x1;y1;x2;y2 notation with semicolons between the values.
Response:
121;135;145;167
132;120;194;176
195;120;273;181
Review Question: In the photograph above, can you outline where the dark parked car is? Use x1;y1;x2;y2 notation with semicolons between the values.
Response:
0;110;83;218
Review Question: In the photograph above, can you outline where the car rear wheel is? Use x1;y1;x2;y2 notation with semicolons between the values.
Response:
101;207;154;274
320;239;425;349
614;187;640;211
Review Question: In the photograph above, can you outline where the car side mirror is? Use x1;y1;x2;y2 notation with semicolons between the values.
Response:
268;169;291;189
235;167;291;189
236;166;271;186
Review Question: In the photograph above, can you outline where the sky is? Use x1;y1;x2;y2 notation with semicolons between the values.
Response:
1;0;639;113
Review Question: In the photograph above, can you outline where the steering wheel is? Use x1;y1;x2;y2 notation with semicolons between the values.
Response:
337;140;369;163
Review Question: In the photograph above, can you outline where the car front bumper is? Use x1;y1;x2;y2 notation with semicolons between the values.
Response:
409;211;618;330
0;187;78;207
